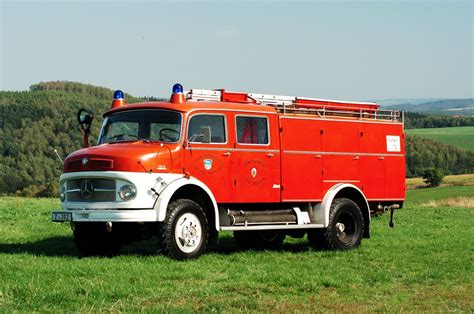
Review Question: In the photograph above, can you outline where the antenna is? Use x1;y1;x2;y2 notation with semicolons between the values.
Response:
53;149;64;165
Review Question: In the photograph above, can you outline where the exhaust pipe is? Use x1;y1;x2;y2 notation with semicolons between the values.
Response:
227;209;297;226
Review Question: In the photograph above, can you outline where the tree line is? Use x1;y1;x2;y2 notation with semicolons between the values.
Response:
1;81;473;197
1;82;143;197
405;135;473;177
404;111;474;129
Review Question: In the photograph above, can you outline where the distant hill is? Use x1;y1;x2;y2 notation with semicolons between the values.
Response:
0;81;144;196
404;112;474;129
405;135;474;177
371;98;445;106
387;98;474;116
406;126;474;152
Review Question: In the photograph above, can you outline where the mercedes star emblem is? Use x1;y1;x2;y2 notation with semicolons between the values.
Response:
82;157;89;166
80;180;94;199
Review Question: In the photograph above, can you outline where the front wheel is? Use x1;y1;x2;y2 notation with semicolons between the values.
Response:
161;199;209;260
308;198;364;250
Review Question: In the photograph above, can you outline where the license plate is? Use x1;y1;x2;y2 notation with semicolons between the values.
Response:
52;212;72;222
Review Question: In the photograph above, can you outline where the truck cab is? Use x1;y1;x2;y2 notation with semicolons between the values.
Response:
53;84;405;259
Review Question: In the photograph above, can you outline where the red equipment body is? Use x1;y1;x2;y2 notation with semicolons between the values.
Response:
53;86;405;259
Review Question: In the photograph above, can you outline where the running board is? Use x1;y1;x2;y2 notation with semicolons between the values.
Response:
220;223;324;232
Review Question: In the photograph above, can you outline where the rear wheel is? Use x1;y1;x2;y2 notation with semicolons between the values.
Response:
308;198;364;250
73;222;121;257
234;230;285;250
161;199;209;260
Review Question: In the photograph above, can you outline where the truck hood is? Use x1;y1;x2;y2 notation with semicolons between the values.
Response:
63;142;173;173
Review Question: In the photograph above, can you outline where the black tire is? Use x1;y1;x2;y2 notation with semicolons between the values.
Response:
73;222;121;257
308;198;364;250
234;230;285;250
161;199;209;260
156;223;165;252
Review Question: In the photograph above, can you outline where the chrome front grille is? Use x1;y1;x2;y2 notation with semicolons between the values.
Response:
66;178;116;202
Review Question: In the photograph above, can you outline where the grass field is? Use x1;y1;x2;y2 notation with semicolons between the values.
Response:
406;126;474;151
1;187;473;311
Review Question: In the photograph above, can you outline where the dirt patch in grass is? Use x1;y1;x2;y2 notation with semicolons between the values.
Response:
425;197;474;208
406;174;474;190
408;285;474;312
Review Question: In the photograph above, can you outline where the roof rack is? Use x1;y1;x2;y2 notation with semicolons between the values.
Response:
186;89;403;123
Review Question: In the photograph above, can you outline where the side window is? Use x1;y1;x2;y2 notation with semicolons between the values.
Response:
188;115;226;144
236;116;269;145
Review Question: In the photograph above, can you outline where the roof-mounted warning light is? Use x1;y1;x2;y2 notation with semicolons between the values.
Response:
114;90;124;100
111;90;126;109
170;83;186;104
173;83;183;93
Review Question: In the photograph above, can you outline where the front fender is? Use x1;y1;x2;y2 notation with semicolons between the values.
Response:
153;176;219;231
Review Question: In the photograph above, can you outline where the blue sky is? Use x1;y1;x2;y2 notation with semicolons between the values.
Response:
1;1;473;101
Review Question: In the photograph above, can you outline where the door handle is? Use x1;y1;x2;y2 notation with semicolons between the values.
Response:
378;156;385;160
315;154;321;159
223;152;231;157
266;153;274;158
353;156;359;160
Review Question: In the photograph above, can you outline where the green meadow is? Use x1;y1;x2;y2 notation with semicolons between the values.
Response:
1;184;473;311
406;126;474;151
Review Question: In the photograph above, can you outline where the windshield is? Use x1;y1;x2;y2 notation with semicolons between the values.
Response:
98;109;182;144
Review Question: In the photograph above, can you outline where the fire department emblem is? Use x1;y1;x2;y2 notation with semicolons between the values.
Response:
203;159;213;170
251;167;257;178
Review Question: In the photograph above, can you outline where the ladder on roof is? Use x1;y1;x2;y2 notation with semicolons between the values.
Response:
185;89;403;123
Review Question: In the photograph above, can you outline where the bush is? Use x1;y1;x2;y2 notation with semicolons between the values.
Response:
422;168;444;187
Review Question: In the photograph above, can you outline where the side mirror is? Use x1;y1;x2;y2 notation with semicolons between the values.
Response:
77;108;94;148
77;108;94;132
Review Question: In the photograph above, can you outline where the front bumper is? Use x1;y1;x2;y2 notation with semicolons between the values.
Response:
52;209;157;222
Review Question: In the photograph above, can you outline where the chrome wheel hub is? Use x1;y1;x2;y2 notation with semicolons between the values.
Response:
336;222;345;234
174;213;202;253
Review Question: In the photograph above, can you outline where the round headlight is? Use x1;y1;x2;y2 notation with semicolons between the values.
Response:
60;185;66;202
119;185;136;201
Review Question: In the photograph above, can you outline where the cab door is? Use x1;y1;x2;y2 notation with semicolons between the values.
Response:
233;113;280;203
183;112;233;202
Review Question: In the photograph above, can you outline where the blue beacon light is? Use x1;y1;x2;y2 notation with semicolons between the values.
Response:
114;90;124;100
172;83;183;94
111;90;126;108
170;83;185;104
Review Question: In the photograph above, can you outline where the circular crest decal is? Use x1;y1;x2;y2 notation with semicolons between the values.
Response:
251;167;257;178
203;159;213;170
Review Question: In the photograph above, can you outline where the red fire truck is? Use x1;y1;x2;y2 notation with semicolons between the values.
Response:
52;84;405;259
